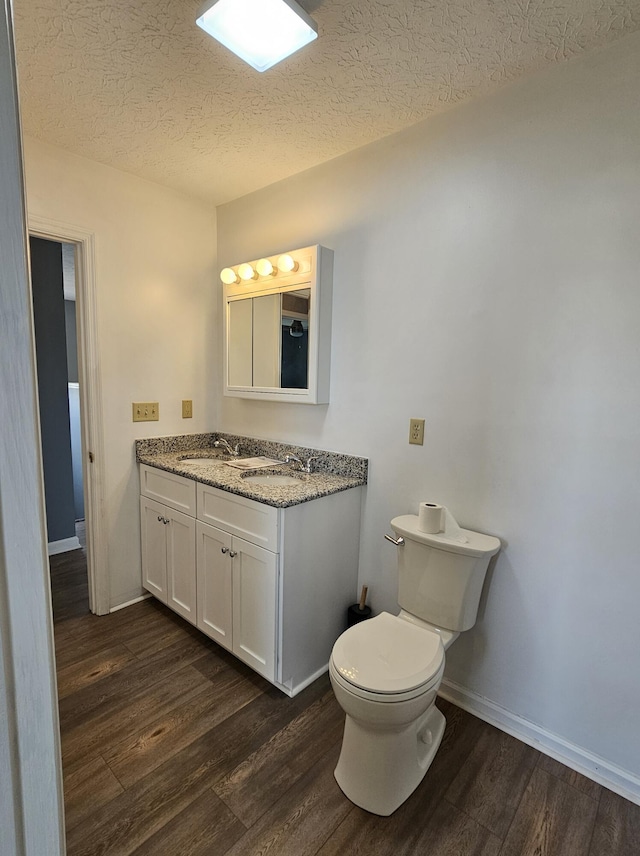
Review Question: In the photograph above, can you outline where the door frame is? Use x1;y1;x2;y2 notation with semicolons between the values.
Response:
29;215;109;615
1;0;66;850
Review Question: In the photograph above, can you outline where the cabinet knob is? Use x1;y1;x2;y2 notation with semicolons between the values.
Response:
157;516;162;522
229;550;238;558
220;547;229;554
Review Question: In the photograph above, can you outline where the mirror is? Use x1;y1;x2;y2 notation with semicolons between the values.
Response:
223;246;333;404
228;289;310;390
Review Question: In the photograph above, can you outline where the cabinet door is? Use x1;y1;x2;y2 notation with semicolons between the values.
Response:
196;521;233;651
232;536;278;681
166;508;196;625
140;496;168;604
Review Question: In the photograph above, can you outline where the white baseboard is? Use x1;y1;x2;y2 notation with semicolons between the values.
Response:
280;664;329;698
439;678;640;806
47;536;81;556
109;593;151;613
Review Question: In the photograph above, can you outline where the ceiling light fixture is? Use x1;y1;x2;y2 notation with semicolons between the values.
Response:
196;0;318;73
289;319;304;338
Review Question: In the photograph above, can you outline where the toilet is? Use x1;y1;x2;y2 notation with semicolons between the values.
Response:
329;513;500;816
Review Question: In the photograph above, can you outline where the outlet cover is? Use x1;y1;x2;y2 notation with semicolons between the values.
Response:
409;418;425;445
182;399;193;418
132;402;159;422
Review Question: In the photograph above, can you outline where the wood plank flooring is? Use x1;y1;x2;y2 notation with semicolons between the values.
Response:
50;545;640;855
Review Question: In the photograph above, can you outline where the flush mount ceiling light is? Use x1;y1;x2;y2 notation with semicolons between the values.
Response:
196;0;318;73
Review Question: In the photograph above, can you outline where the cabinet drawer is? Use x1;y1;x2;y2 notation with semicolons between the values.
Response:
197;483;279;551
140;465;196;517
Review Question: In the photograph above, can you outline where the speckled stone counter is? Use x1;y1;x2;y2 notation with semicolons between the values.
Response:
135;433;368;509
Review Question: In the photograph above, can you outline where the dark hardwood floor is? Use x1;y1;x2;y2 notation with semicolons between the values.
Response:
49;543;640;855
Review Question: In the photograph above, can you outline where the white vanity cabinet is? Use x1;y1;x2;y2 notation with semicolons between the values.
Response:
139;463;362;696
139;468;197;625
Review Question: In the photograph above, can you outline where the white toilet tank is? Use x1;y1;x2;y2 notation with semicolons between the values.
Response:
390;515;501;632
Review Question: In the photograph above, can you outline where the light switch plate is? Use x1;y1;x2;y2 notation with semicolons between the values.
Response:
182;399;193;418
132;402;159;422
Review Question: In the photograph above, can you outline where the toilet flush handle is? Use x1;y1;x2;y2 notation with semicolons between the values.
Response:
384;534;405;547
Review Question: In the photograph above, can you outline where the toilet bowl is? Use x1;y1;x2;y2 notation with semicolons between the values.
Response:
329;611;446;816
330;514;501;816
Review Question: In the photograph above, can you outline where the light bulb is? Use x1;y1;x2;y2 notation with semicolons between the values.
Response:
277;254;299;273
256;258;277;277
220;267;239;284
238;263;258;281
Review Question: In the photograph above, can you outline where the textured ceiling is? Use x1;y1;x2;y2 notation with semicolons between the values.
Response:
13;0;640;205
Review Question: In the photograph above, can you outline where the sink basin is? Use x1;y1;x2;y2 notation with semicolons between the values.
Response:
242;473;303;486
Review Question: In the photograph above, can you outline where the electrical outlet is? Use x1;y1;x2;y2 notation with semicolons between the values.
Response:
409;417;425;445
132;402;159;422
182;399;193;419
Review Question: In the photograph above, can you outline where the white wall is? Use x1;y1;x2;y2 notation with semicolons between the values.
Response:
217;32;640;786
23;138;218;607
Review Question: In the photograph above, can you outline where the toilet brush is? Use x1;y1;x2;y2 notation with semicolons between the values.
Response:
358;585;368;611
347;585;372;627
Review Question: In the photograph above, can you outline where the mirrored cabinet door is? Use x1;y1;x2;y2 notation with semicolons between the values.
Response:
228;299;252;388
252;294;281;388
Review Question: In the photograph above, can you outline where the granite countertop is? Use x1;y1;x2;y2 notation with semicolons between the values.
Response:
136;434;368;509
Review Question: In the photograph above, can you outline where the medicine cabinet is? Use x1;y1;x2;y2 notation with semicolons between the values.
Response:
222;245;333;404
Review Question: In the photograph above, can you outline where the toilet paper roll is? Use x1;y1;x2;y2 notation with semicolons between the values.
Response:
418;502;443;533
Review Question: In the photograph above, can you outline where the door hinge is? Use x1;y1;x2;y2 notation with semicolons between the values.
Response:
88;451;94;463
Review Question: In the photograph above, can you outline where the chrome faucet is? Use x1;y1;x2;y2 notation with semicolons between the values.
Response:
213;438;240;457
284;454;317;474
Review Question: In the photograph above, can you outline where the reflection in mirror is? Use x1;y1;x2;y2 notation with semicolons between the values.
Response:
281;289;309;389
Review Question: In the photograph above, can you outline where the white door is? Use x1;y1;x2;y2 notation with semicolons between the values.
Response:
232;536;277;680
140;496;168;603
196;521;233;651
166;507;196;624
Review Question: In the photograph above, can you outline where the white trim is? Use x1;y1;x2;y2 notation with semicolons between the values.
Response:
47;537;81;556
280;663;329;698
0;4;66;850
439;678;640;806
109;593;152;613
28;215;109;616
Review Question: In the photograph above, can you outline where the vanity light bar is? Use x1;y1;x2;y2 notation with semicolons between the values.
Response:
219;251;302;285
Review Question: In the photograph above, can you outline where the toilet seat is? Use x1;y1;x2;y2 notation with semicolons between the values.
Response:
331;612;444;699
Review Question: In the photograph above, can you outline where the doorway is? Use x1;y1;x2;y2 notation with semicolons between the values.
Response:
30;238;83;549
28;217;109;615
30;236;89;618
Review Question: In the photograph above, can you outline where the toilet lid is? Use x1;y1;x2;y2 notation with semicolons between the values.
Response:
332;612;444;694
